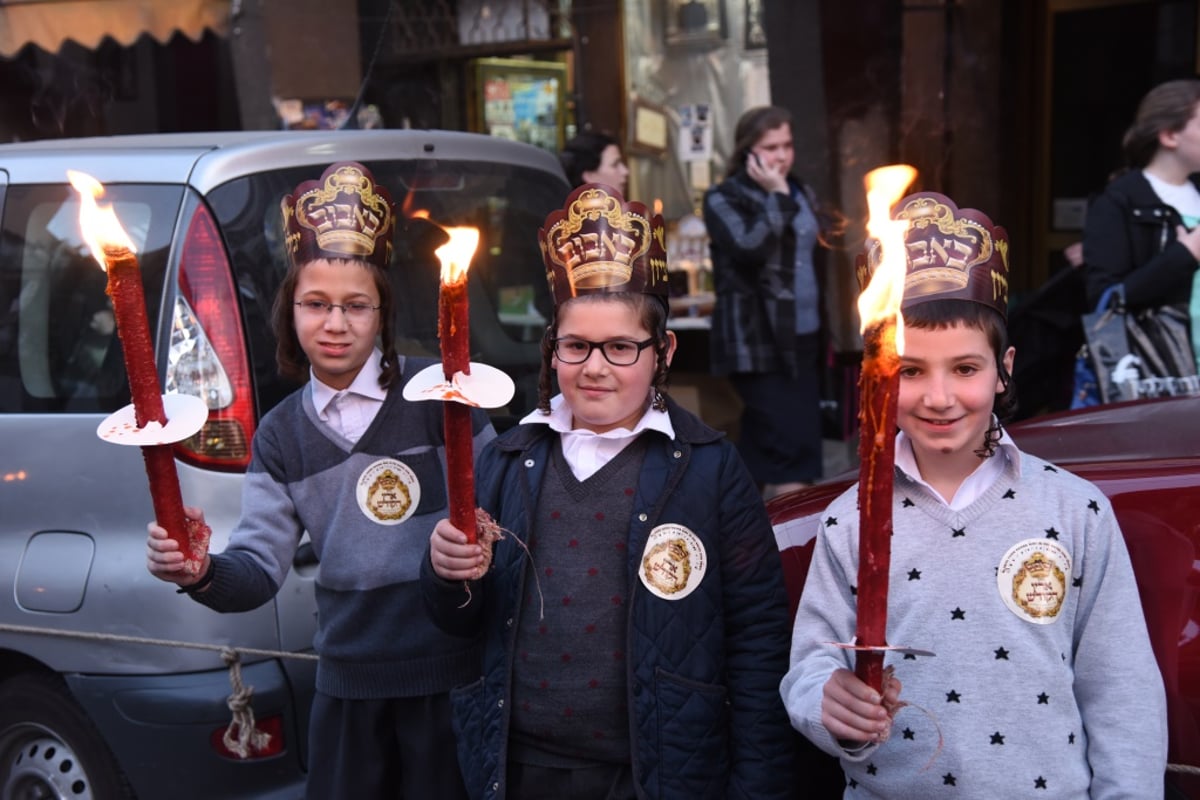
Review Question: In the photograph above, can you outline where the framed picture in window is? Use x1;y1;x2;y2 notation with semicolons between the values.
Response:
745;0;767;49
467;58;568;154
664;0;726;49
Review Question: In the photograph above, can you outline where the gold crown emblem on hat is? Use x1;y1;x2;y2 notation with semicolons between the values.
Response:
860;191;1010;318
897;194;992;297
539;184;668;306
293;164;393;257
542;186;653;290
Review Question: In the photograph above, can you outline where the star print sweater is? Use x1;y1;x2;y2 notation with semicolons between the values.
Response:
780;449;1167;799
191;356;495;699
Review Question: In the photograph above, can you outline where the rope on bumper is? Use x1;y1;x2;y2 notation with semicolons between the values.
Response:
0;622;317;759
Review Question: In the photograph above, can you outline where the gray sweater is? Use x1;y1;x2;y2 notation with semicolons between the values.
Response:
780;449;1167;798
195;356;494;699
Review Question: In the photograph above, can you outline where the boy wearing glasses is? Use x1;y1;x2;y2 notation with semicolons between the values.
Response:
422;184;795;799
146;161;493;799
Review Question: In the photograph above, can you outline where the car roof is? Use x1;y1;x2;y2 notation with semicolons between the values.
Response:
0;130;566;192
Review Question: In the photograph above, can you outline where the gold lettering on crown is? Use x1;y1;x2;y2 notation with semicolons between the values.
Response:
991;270;1008;304
648;256;669;287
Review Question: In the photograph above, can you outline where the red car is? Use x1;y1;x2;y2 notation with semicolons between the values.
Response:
769;394;1200;798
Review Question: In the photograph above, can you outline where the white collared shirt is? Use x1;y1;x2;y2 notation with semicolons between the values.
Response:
520;393;676;480
310;348;388;444
894;427;1021;510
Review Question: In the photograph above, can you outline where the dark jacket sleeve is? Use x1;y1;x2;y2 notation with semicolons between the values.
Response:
715;442;798;797
1082;177;1199;309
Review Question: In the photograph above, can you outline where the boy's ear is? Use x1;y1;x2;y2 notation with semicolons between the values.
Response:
663;330;678;368
998;345;1016;391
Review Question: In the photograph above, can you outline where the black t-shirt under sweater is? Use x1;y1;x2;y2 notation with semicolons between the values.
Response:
509;437;647;764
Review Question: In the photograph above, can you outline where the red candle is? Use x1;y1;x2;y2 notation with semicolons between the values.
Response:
71;172;208;574
854;317;900;691
853;165;916;692
436;227;481;544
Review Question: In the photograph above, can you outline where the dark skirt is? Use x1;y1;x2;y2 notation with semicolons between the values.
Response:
730;332;823;485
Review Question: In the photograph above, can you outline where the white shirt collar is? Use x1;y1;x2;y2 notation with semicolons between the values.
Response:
894;425;1021;510
310;347;388;415
520;393;675;480
519;393;675;439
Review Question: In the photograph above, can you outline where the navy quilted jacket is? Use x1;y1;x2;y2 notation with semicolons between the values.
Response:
421;398;796;799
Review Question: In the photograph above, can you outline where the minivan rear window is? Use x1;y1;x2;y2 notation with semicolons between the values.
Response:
207;159;567;426
0;184;183;413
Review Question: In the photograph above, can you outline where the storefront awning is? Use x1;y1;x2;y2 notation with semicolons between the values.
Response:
0;0;231;57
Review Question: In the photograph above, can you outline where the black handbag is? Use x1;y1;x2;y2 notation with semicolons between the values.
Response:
1073;284;1199;406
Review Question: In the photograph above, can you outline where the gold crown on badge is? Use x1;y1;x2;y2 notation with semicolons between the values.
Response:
539;183;668;306
859;191;1010;319
281;161;396;270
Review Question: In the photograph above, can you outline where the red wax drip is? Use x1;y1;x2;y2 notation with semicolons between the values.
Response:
106;247;201;572
438;276;477;543
854;317;900;692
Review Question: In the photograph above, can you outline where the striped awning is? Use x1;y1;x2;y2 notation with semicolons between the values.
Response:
0;0;231;57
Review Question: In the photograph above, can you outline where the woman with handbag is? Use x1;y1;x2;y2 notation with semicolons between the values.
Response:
1084;80;1200;312
1082;78;1200;381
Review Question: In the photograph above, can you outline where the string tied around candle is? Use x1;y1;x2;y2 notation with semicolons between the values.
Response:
460;509;545;621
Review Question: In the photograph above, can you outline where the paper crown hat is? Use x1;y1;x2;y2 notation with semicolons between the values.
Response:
281;161;396;271
857;191;1010;319
539;183;669;306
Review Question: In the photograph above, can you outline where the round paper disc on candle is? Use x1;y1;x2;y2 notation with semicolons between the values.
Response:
402;362;516;409
829;641;937;658
96;393;209;446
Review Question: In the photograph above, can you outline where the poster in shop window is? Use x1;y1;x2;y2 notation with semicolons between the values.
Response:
469;58;567;154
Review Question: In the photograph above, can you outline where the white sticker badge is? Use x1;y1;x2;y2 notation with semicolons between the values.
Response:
639;524;707;600
997;538;1072;624
356;459;421;526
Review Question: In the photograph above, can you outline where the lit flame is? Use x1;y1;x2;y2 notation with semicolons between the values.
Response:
435;227;480;284
67;170;138;271
858;165;916;351
653;198;663;216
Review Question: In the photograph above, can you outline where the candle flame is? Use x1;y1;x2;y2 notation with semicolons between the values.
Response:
67;170;138;271
435;227;480;284
858;165;916;349
653;198;663;216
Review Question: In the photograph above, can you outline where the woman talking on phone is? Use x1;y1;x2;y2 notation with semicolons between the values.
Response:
704;105;830;501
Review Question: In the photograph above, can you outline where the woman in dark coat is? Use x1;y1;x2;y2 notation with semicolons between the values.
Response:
703;105;828;499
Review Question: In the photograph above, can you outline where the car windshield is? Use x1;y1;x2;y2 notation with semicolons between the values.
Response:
208;158;566;424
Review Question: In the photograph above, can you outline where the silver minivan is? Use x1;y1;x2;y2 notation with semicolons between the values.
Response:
0;130;568;799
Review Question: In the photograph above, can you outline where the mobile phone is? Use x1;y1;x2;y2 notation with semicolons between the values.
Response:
748;152;762;169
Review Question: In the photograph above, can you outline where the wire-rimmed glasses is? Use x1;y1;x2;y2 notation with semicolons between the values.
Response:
293;299;381;322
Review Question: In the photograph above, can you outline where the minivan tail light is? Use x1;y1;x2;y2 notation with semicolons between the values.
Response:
169;204;255;471
209;714;285;760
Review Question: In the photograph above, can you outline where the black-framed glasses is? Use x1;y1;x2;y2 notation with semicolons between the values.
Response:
293;299;381;321
552;337;655;366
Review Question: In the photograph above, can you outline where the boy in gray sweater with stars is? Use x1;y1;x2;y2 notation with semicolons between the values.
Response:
781;192;1166;798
